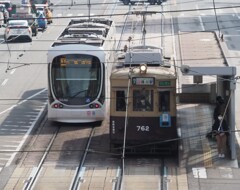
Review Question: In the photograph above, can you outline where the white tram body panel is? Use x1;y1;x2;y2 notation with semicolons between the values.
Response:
48;45;106;123
47;18;116;123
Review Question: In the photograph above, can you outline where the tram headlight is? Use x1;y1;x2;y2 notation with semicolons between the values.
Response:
140;64;147;74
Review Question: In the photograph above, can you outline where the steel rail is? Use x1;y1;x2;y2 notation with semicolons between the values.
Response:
23;127;60;190
70;127;95;190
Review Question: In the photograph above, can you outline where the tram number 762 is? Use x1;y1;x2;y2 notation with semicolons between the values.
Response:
136;126;150;132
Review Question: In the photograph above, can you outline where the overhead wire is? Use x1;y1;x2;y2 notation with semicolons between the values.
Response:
0;5;238;156
2;23;240;45
0;4;238;95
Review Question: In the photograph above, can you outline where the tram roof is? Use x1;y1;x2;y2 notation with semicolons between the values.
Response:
52;17;112;47
111;65;176;80
118;45;164;67
70;18;113;26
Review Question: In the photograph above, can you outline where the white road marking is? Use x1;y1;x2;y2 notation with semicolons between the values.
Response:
192;167;207;179
6;102;47;166
196;5;205;31
1;79;8;86
219;167;233;178
0;128;28;132
10;69;15;74
233;7;240;19
0;88;47;116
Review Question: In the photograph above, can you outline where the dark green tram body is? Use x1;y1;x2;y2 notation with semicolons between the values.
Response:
110;58;179;154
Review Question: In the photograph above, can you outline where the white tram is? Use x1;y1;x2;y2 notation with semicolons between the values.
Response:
47;18;116;123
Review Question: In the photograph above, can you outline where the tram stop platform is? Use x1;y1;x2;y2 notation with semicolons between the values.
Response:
176;103;240;190
178;103;238;168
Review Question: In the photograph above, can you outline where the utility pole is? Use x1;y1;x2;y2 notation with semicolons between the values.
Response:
212;0;221;38
88;0;91;20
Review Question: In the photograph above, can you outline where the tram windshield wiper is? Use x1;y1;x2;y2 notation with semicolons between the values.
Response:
70;89;88;99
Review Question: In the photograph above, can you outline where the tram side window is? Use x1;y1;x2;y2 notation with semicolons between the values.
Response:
133;90;153;111
116;90;126;111
159;91;170;112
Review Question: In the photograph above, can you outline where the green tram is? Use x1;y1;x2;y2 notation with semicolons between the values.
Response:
110;46;179;154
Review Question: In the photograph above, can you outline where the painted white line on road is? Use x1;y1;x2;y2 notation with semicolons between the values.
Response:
10;69;15;74
1;79;8;86
0;88;46;116
0;145;19;148
6;102;47;167
0;158;11;161
0;128;28;132
233;7;240;19
198;16;205;31
196;5;205;31
4;121;33;124
0;153;12;156
192;167;207;179
0;139;20;143
23;114;38;117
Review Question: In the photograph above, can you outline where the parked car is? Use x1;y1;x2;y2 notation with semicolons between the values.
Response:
4;20;32;42
0;1;13;16
36;12;47;31
0;4;9;23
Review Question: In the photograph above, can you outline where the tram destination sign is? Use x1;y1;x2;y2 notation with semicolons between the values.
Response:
132;77;155;86
159;81;171;87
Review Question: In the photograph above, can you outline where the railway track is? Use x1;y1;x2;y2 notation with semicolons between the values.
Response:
1;116;102;190
23;127;61;190
26;124;98;190
110;4;179;190
21;125;97;190
1;2;187;190
70;128;95;190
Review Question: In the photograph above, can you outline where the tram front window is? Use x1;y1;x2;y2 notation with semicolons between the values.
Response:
133;89;153;111
159;91;170;112
116;90;126;111
51;54;102;105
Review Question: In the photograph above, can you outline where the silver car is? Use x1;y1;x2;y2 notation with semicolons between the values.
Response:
4;20;32;42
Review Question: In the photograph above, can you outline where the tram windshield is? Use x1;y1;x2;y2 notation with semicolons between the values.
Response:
51;54;102;105
133;89;153;111
159;91;170;111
